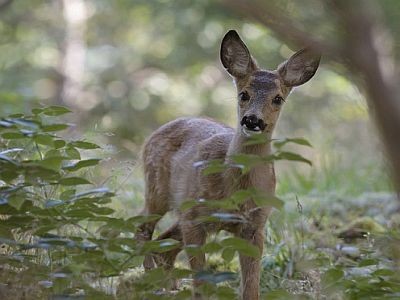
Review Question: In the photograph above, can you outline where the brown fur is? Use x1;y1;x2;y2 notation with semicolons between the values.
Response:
136;30;320;299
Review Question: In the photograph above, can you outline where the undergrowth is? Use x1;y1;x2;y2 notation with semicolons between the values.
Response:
0;107;399;299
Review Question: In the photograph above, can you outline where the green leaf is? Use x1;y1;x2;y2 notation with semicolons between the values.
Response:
322;268;344;286
2;132;25;139
220;237;260;258
23;164;61;181
32;108;44;115
175;290;193;300
171;268;193;279
141;238;181;254
54;140;66;149
141;267;167;284
184;245;202;256
179;199;199;211
8;196;25;210
277;151;312;166
202;241;222;253
91;206;115;215
195;271;237;284
59;177;92;186
0;170;18;182
202;159;226;175
216;286;237;300
42;106;71;116
70;141;100;149
60;189;76;200
273;137;312;148
65;147;81;159
65;209;94;218
229;189;253;206
38;156;68;171
0;225;14;240
34;134;54;146
222;247;235;262
372;269;395;277
117;255;143;269
72;195;113;205
41;124;69;132
243;134;270;146
44;149;61;158
63;159;101;171
358;258;379;267
128;214;162;225
252;193;284;210
231;154;271;173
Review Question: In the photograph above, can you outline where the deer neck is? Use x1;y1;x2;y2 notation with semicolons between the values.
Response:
224;125;274;195
227;124;272;157
228;131;271;156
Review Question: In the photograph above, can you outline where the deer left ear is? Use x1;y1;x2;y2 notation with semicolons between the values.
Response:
277;48;321;87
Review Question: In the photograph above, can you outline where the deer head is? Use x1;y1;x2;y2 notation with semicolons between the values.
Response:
220;30;320;137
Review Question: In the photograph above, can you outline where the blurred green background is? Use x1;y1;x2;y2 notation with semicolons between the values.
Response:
1;1;399;298
0;0;392;198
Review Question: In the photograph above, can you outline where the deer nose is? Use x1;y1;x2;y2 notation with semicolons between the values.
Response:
240;115;266;131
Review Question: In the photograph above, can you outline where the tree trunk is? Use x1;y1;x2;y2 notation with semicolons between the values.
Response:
57;0;87;107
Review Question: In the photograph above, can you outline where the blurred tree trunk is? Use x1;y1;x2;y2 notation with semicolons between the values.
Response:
331;0;400;197
57;0;87;106
224;0;400;196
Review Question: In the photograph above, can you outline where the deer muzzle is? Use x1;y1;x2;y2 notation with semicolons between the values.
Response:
240;115;266;136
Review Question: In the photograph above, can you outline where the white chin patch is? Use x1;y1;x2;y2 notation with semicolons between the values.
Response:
241;126;262;137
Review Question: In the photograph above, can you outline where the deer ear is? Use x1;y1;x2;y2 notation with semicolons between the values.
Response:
220;30;257;78
277;48;321;87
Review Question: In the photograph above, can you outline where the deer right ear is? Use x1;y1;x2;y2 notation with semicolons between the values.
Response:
277;48;321;87
220;30;257;78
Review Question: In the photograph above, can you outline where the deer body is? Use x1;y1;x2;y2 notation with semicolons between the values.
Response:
143;116;274;220
138;30;320;300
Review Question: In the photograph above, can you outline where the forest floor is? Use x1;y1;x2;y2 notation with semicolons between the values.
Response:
114;187;399;299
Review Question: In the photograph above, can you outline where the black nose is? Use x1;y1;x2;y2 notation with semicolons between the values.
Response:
240;115;266;131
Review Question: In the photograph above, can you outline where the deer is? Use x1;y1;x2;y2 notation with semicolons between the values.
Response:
136;30;320;299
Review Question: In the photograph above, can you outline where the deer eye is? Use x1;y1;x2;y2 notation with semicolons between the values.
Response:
272;95;284;105
239;91;250;101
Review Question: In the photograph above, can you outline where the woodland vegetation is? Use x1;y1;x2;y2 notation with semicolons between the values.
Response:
0;1;399;299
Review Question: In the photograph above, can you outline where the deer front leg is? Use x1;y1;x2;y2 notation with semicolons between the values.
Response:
154;221;183;270
136;220;158;270
182;221;207;298
238;227;264;300
153;222;183;290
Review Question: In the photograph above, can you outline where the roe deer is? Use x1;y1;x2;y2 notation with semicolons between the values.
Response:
137;30;320;299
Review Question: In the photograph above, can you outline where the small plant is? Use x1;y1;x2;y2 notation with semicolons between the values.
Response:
0;106;118;297
0;107;166;298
